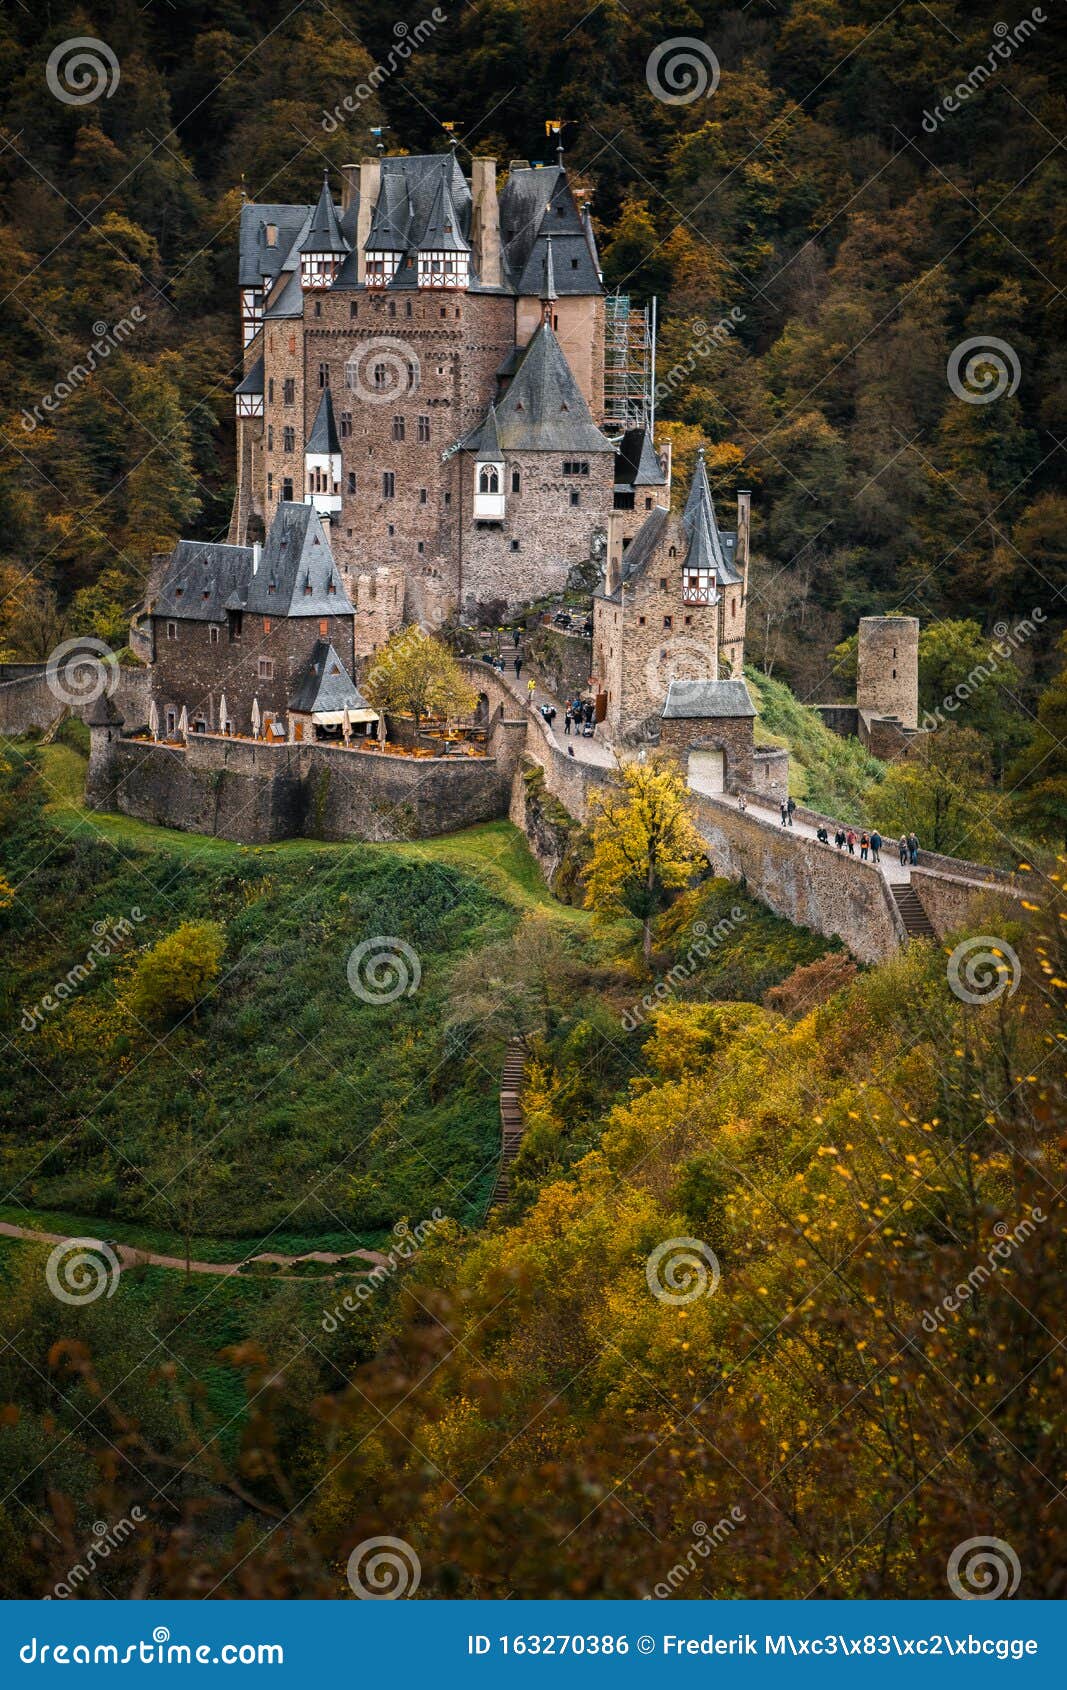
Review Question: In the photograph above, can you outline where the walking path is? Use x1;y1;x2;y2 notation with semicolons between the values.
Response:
490;641;614;769
737;795;912;884
0;1220;388;1276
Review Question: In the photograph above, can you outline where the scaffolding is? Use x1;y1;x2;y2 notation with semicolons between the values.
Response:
603;293;656;436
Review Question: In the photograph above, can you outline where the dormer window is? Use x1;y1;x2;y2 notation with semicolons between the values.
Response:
266;224;278;247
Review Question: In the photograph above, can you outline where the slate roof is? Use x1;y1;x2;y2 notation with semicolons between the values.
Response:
419;160;470;252
306;388;340;455
263;268;305;320
595;506;670;604
235;357;264;396
682;450;742;586
662;679;756;720
465;403;503;460
508;168;602;296
463;321;614;455
244;503;353;618
154;541;255;623
303;174;350;254
288;640;370;714
238;203;311;287
615;428;666;488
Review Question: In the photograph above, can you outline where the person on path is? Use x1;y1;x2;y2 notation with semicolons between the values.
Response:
585;701;594;725
567;745;575;758
780;800;789;826
860;832;870;861
527;679;537;702
846;828;856;855
908;832;919;865
737;792;747;812
835;829;846;850
564;709;572;736
870;828;882;865
899;834;908;867
514;656;523;679
816;826;829;844
786;795;797;827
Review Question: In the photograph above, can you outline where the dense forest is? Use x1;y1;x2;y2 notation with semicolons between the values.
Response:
1;0;1065;703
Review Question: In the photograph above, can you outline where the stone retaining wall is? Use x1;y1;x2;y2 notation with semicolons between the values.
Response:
0;663;150;737
693;793;907;963
910;867;1025;939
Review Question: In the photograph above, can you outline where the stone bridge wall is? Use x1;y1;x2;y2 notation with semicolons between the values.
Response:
693;792;907;964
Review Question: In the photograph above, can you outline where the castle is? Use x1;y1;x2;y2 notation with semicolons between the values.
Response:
226;151;663;640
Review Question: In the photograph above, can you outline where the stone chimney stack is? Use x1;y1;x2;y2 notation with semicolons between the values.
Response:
736;489;751;603
470;158;501;288
340;163;360;213
355;156;381;284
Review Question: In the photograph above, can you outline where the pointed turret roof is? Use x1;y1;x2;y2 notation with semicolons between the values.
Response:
615;428;666;489
541;236;557;302
303;173;349;255
245;503;353;617
306;388;341;456
482;321;613;454
418;159;470;252
288;640;370;715
681;449;741;585
465;403;503;460
365;170;411;251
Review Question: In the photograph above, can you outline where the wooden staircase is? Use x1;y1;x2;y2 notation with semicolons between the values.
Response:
490;1037;526;1210
891;882;936;940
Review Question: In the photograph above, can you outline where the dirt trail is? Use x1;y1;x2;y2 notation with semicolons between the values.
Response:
0;1220;389;1276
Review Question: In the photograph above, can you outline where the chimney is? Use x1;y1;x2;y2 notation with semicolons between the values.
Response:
340;163;360;213
252;540;262;574
736;490;751;601
509;159;530;172
470;157;501;288
355;156;381;284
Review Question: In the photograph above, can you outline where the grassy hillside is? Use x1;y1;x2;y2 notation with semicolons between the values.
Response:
746;666;886;820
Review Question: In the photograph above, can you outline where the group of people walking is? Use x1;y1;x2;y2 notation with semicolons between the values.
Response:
564;698;596;735
785;794;921;867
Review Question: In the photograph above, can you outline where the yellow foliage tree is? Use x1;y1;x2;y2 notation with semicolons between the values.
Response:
362;625;477;741
584;754;706;964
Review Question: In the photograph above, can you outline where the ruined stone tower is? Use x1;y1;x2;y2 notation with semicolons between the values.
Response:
857;615;919;732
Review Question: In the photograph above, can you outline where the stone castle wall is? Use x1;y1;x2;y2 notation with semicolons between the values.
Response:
0;664;151;737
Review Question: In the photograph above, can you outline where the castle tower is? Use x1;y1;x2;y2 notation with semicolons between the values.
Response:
857;615;919;730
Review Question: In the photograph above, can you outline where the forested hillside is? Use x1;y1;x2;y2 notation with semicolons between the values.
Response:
1;0;1064;702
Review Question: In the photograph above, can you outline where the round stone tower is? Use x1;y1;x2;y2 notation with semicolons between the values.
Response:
856;615;918;729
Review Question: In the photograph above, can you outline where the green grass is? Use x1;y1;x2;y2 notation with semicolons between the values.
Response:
745;666;885;820
0;1202;394;1265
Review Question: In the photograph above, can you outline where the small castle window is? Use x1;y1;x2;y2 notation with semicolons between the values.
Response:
406;302;412;317
258;657;274;679
478;465;500;496
387;523;395;536
444;491;451;506
267;473;273;501
350;301;358;318
419;488;428;504
266;224;278;247
174;586;183;598
283;378;295;405
268;378;275;403
383;471;395;498
283;427;295;452
282;477;293;501
417;416;430;442
668;547;676;558
511;469;521;493
663;616;672;630
267;425;274;451
392;415;405;441
318;361;328;388
569;490;579;507
660;577;668;590
347;472;357;494
638;616;646;626
571;258;578;269
341;411;352;438
314;300;322;318
510;540;520;552
166;621;177;640
417;542;424;554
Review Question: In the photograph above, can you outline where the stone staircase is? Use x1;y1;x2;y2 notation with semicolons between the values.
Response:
490;1037;526;1210
891;882;936;939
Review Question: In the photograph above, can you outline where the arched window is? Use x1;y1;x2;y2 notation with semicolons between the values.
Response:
478;464;500;496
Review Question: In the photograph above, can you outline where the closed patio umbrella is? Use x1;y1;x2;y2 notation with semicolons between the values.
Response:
342;705;351;743
178;704;189;741
148;697;159;742
219;693;230;735
251;696;261;740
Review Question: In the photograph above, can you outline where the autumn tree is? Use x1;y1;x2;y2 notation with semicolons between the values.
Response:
126;921;225;1025
362;626;476;741
585;755;706;964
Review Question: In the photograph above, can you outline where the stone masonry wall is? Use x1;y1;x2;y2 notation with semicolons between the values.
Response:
910;867;1025;939
658;715;755;791
0;665;150;737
